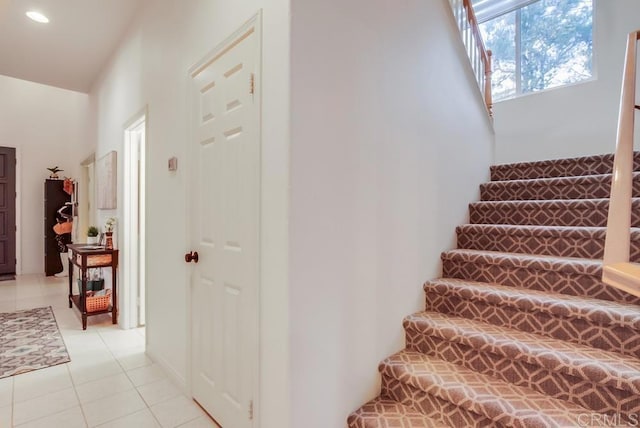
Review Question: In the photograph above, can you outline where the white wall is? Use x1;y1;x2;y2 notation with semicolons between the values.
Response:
288;0;494;426
493;0;640;164
0;75;89;274
88;1;290;427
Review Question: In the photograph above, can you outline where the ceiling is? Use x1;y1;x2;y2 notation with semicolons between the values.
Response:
0;0;144;93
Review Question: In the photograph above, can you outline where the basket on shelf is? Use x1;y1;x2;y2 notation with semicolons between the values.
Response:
86;289;112;312
76;253;112;267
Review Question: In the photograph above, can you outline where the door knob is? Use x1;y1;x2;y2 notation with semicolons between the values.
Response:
185;251;199;263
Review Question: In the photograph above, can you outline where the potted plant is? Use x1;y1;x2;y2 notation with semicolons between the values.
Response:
87;226;99;244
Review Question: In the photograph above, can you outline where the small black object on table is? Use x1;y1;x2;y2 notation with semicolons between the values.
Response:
67;244;119;330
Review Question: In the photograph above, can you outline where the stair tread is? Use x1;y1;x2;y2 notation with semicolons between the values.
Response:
469;198;640;227
489;152;640;181
471;197;639;209
381;350;595;427
480;173;640;202
442;248;601;276
457;223;640;239
485;172;621;187
348;398;450;428
491;153;618;171
404;311;640;394
459;223;600;238
424;277;640;330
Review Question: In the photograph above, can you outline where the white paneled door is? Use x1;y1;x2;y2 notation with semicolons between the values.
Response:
188;16;261;428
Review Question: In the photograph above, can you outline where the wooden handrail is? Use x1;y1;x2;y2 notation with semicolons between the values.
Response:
463;0;493;116
449;0;493;117
602;30;640;297
462;0;491;70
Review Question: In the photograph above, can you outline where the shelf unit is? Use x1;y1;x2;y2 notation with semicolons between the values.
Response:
67;244;119;330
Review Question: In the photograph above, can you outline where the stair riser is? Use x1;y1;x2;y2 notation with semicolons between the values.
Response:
480;176;640;201
346;416;369;428
347;400;448;428
469;201;640;227
381;376;498;428
404;331;639;418
456;230;640;261
441;259;640;305
490;152;640;181
424;291;640;359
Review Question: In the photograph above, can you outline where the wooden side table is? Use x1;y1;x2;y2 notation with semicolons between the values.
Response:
67;244;119;330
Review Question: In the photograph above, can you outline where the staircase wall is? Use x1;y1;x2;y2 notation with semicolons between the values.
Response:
493;0;640;165
289;0;494;426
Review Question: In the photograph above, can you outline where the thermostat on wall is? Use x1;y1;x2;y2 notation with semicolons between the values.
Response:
168;157;178;171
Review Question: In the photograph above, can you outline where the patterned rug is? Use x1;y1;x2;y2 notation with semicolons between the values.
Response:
0;306;70;378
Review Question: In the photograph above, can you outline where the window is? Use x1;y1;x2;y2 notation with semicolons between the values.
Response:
477;0;593;101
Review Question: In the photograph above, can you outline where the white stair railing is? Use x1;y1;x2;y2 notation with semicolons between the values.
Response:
449;0;493;116
602;30;640;297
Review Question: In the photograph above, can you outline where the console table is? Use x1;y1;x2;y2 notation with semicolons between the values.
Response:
67;244;119;330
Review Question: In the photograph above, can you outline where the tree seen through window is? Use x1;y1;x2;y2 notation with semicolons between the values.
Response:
479;0;593;101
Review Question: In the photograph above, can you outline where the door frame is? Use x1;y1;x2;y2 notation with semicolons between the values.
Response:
10;146;20;275
0;145;22;275
123;108;148;330
186;11;263;425
79;153;96;250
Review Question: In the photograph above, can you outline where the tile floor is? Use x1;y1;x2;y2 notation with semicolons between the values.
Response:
0;274;219;428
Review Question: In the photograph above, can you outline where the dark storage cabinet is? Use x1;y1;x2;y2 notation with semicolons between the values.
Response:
44;179;70;276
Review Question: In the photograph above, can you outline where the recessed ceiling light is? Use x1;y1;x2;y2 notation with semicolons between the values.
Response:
26;11;49;23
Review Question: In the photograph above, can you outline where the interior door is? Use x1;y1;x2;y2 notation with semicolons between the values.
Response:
0;147;16;275
188;18;260;428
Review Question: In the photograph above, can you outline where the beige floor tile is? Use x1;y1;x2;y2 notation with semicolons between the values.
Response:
69;357;123;385
150;396;205;428
0;404;12;428
13;364;73;403
74;372;134;405
137;378;182;407
95;408;160;428
63;333;109;355
0;301;16;312
0;376;13;407
112;345;152;371
15;406;87;428
1;275;187;428
13;387;78;426
177;416;220;428
127;364;166;387
81;389;146;427
99;329;145;351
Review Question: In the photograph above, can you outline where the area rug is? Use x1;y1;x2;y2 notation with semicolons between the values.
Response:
0;306;70;378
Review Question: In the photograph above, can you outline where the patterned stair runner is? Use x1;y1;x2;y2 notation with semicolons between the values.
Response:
456;224;640;261
480;173;640;201
348;152;640;427
348;398;449;428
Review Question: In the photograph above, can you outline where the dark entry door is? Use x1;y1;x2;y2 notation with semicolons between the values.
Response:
0;148;16;275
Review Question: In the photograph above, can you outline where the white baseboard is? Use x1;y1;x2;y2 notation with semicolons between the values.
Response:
145;346;187;393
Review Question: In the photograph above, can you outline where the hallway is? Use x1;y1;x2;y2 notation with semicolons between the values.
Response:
0;275;217;428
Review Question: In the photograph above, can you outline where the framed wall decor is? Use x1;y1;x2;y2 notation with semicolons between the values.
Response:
97;151;117;209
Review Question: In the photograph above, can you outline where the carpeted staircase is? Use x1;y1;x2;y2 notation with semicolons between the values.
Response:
348;152;640;427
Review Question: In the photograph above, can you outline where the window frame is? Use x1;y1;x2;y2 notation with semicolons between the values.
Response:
481;0;597;102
